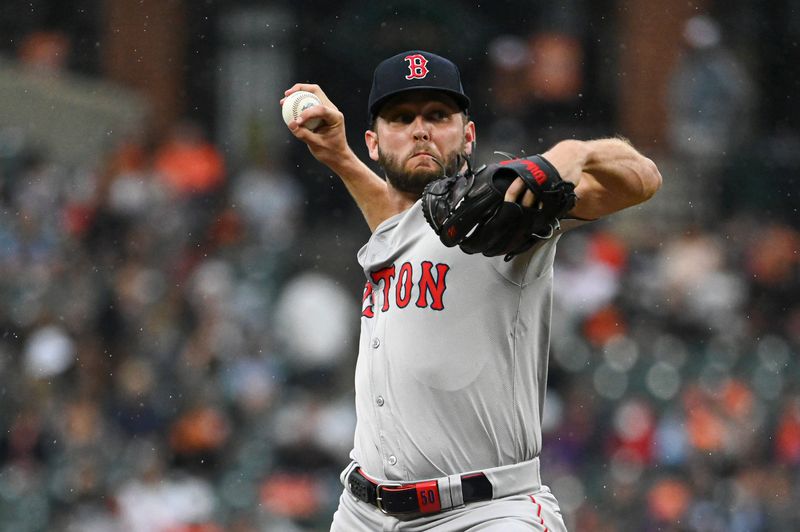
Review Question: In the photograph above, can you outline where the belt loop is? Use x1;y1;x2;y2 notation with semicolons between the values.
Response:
437;477;453;509
340;461;359;488
448;474;464;508
482;456;541;499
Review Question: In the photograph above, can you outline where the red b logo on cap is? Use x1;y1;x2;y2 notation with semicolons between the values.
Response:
404;54;429;80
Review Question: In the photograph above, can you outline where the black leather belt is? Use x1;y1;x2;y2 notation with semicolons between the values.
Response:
346;467;493;515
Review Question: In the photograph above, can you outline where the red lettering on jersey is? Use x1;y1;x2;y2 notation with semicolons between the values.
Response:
416;261;449;311
361;281;374;318
395;262;413;308
404;54;429;80
500;158;548;185
371;266;396;312
364;261;450;316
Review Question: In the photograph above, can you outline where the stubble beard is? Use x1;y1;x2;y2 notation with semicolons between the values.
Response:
378;141;467;197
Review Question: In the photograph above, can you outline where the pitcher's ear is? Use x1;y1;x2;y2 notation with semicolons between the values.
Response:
365;130;379;162
465;121;476;155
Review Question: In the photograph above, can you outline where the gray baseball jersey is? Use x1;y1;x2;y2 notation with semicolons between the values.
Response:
351;199;564;482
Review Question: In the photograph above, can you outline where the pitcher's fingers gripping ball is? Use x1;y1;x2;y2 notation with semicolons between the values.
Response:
422;154;577;261
282;90;323;131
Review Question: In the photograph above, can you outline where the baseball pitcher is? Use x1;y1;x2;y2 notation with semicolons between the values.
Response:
282;50;661;531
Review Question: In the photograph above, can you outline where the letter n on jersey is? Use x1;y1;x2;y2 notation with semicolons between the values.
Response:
362;261;450;317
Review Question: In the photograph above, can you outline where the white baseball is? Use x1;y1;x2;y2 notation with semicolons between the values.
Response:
282;90;323;131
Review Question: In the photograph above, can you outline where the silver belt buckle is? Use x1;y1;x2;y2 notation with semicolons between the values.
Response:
375;481;403;514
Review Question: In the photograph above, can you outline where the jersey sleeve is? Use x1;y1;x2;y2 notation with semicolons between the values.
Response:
489;216;593;285
558;216;593;233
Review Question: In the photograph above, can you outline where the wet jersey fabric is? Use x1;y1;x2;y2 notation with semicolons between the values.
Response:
351;199;561;482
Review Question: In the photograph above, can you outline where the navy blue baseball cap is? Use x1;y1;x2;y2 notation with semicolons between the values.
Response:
368;50;470;121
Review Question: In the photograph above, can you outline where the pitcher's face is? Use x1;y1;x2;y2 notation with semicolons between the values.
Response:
366;91;475;196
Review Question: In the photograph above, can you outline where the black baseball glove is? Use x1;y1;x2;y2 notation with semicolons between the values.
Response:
422;154;577;261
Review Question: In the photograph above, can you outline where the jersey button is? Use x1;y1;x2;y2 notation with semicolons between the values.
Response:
371;338;380;348
387;455;397;466
376;396;384;407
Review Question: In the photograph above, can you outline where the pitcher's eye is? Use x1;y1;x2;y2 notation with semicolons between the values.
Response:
388;112;415;124
427;109;455;123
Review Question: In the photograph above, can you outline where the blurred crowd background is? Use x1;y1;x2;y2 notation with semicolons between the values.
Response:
0;0;798;531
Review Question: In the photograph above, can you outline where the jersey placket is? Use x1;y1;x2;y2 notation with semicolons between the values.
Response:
369;273;402;479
